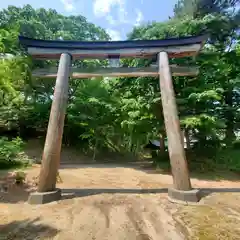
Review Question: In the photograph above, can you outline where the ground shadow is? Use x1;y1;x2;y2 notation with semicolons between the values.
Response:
0;217;59;240
199;187;240;198
59;163;120;169
61;188;168;199
59;161;151;169
61;187;240;200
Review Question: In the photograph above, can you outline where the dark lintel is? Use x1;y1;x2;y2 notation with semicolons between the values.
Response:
19;35;207;50
18;35;208;59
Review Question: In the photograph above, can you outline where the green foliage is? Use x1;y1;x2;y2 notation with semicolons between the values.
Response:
0;137;23;160
0;137;29;169
174;0;239;19
0;5;109;41
0;4;239;173
0;29;18;53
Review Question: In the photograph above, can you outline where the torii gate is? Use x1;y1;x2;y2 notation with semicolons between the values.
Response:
19;34;207;204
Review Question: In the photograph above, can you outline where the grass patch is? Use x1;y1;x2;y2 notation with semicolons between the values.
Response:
175;199;240;240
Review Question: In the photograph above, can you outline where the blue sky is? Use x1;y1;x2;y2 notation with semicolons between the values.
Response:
0;0;178;40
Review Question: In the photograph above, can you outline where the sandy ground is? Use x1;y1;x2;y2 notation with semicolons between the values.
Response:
0;164;240;240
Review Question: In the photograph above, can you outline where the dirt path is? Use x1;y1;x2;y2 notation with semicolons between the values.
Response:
0;164;240;240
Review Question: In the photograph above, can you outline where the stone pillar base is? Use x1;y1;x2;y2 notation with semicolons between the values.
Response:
28;188;61;205
168;188;201;204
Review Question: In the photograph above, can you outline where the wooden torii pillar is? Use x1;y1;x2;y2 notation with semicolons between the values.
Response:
37;53;71;193
19;34;207;204
159;52;199;202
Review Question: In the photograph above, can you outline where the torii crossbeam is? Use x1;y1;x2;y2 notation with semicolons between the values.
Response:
19;34;207;205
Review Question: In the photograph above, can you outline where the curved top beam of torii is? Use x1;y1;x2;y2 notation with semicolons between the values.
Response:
18;34;208;60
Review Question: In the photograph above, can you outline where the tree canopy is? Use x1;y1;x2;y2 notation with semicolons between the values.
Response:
0;2;240;170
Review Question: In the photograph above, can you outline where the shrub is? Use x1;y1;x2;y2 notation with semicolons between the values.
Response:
0;137;30;169
152;151;170;170
192;139;222;157
154;148;240;174
187;148;240;173
14;171;26;184
215;149;240;172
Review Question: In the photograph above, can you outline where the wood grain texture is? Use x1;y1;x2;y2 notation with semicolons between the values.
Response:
158;52;192;191
37;53;71;192
30;51;197;60
28;44;201;59
32;66;199;78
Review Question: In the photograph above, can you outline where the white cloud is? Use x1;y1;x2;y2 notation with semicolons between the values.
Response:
106;29;121;41
93;0;131;24
93;0;144;27
117;3;129;24
61;0;75;12
134;9;144;26
93;0;124;17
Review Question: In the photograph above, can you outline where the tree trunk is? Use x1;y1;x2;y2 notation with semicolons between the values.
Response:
159;133;165;153
224;89;235;143
184;129;191;149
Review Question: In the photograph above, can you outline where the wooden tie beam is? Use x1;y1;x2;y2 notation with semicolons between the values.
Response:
32;66;199;79
19;34;208;205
